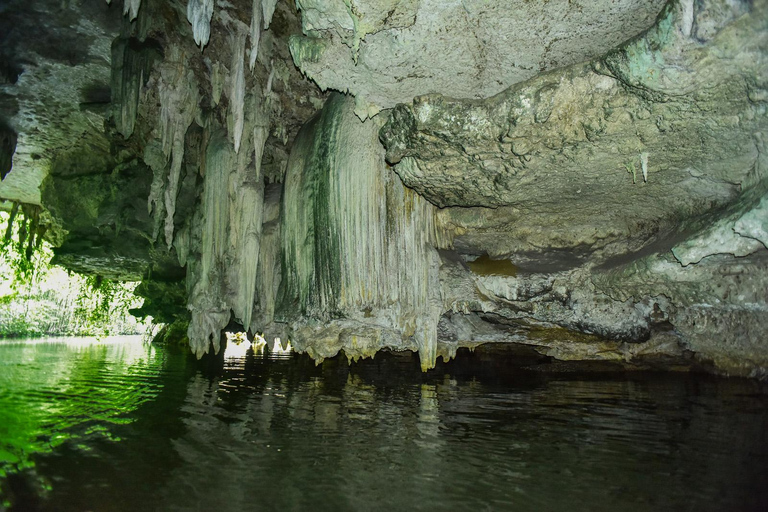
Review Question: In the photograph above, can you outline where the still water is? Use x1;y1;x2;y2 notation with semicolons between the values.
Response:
0;337;767;511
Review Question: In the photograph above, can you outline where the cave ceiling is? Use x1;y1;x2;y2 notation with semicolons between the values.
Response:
0;0;766;377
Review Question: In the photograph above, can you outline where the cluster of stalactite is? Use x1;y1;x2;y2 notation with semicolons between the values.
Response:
94;0;768;377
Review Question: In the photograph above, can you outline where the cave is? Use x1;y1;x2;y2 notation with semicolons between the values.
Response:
0;0;767;510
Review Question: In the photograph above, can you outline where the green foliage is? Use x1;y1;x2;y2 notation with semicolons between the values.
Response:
71;275;141;337
0;209;150;338
0;204;50;291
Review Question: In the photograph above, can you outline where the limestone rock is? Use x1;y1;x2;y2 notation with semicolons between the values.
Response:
290;0;667;112
4;0;768;379
380;0;768;265
274;93;446;369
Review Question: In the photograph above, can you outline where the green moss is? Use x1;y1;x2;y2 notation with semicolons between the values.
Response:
289;35;328;66
153;320;190;346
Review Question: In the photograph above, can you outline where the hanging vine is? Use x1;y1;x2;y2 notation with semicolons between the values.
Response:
1;206;146;338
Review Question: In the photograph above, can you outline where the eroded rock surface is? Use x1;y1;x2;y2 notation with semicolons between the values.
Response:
0;0;119;205
289;0;667;115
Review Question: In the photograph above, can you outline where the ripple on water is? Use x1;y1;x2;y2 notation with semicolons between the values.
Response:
1;339;767;512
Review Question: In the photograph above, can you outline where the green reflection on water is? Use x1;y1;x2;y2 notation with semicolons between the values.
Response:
0;337;162;480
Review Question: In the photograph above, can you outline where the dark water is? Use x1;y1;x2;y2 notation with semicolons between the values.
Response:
1;337;767;512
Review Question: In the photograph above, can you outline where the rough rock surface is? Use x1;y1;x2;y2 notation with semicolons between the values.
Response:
270;93;445;369
0;0;119;205
374;0;768;376
380;0;767;265
2;0;767;378
289;0;667;114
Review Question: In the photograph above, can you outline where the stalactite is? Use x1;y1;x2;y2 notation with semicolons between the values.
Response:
156;51;200;248
111;38;162;139
187;0;214;49
4;201;19;243
249;0;263;72
253;184;282;330
124;0;141;21
210;61;224;107
24;206;39;261
230;31;247;153
187;130;233;357
262;0;278;29
106;0;141;21
277;93;444;369
228;115;269;330
640;152;649;183
174;223;190;268
16;213;27;257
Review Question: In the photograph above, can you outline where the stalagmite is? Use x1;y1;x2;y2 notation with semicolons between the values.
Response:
187;0;215;49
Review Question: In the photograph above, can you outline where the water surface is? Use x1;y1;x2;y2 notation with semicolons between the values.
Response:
1;337;766;511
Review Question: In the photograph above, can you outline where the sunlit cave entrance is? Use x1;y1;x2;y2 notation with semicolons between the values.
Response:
2;0;768;509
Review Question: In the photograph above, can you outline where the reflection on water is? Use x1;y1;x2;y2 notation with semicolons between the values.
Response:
0;337;161;476
1;338;767;511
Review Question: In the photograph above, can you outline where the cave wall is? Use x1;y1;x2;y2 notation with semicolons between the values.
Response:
2;0;766;377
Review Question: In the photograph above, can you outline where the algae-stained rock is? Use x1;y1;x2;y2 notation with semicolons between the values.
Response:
41;142;169;280
290;0;667;112
276;93;444;369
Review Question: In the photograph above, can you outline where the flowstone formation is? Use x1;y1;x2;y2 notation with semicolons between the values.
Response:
1;0;767;377
273;93;446;369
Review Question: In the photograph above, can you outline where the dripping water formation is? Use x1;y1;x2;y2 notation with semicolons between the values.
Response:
0;0;767;510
